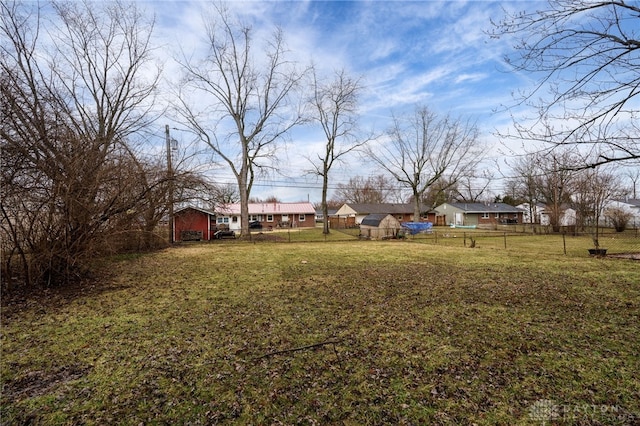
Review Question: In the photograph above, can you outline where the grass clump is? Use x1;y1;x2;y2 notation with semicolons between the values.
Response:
2;242;639;424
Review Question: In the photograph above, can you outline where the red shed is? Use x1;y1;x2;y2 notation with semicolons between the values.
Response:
174;207;216;241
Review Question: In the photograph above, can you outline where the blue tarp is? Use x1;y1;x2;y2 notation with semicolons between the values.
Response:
401;222;433;235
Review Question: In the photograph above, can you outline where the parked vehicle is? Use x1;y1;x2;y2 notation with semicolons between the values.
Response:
214;229;236;239
249;221;263;229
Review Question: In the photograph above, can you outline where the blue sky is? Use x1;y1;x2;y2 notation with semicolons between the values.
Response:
148;0;534;203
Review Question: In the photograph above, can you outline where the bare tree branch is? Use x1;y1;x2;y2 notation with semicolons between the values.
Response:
491;0;640;166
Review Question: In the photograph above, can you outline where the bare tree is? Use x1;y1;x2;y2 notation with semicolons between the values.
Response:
175;4;305;237
506;155;544;223
365;106;483;221
333;175;397;205
210;183;240;207
306;68;369;234
453;170;494;203
249;195;281;203
571;168;625;245
1;0;160;288
492;0;640;167
420;177;458;209
623;168;639;199
124;149;211;249
535;151;577;232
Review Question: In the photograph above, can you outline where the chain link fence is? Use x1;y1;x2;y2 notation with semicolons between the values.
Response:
233;225;640;259
405;228;640;258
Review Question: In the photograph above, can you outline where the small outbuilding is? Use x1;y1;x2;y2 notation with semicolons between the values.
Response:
173;206;216;241
360;214;402;240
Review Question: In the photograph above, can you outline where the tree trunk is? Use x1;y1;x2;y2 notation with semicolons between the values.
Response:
239;175;250;237
322;173;330;234
413;188;421;222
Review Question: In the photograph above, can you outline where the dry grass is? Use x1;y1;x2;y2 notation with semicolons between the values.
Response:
2;241;639;425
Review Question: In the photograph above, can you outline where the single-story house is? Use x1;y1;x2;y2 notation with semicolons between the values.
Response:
216;202;316;231
434;202;525;228
538;204;576;227
173;206;216;241
359;214;402;240
333;203;434;228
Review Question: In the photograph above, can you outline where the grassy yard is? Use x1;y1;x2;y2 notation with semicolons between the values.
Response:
1;240;639;425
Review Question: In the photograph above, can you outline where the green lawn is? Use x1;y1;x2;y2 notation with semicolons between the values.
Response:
2;241;639;425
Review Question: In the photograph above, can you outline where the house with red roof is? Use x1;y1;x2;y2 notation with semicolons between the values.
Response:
173;202;317;241
215;202;316;232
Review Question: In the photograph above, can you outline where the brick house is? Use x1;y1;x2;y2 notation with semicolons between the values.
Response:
215;202;316;231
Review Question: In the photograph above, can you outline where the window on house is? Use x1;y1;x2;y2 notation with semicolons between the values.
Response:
267;215;274;222
495;213;500;218
482;213;489;219
232;216;238;223
217;217;229;224
299;214;305;221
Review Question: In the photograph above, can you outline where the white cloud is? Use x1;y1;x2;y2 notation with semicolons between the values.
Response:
454;73;487;84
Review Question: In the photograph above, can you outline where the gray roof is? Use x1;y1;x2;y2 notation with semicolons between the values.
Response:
360;213;392;226
316;209;338;216
615;199;640;208
448;202;524;213
174;206;216;216
344;203;426;214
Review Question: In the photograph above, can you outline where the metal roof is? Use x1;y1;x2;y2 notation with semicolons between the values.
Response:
360;213;392;226
340;203;426;215
217;202;316;215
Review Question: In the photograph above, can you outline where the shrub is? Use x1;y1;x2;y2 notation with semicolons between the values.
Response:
605;207;633;232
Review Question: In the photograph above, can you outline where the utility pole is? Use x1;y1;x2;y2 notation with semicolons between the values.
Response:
166;125;174;244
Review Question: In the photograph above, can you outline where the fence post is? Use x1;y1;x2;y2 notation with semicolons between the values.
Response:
562;232;566;255
464;232;466;247
504;232;507;249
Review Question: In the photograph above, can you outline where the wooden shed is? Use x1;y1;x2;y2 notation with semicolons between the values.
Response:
174;207;216;241
360;214;402;240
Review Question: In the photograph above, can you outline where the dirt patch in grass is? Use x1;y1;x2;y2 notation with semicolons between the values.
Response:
3;364;92;401
608;252;640;260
